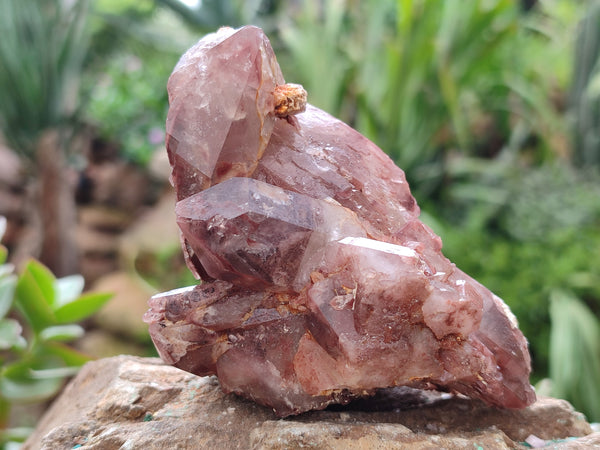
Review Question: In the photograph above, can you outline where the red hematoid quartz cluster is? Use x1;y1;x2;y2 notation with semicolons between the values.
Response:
144;26;536;417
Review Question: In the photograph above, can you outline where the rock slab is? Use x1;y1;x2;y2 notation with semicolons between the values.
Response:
25;356;598;449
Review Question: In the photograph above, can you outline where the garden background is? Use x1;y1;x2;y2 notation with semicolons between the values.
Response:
0;0;599;445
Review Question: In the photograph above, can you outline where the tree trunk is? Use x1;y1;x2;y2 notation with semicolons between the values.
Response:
36;130;79;277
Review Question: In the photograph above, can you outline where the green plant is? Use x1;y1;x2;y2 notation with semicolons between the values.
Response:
356;0;518;163
84;51;176;166
0;218;112;446
570;0;600;168
0;0;90;162
279;0;354;117
549;289;600;422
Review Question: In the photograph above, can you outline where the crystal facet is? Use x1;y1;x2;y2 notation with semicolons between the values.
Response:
145;25;536;417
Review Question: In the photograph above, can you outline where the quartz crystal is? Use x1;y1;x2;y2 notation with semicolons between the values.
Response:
145;25;536;417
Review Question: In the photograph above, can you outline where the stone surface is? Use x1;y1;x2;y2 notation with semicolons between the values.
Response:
76;329;147;359
118;188;180;270
146;25;536;417
76;206;131;284
24;356;597;450
92;271;155;341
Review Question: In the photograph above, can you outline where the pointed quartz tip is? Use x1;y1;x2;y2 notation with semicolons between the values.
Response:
273;83;307;117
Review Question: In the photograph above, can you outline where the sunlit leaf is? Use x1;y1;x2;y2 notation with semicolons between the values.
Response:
14;260;56;332
29;366;80;379
54;274;85;309
39;324;84;342
0;274;17;319
22;260;55;303
0;319;24;350
54;291;112;324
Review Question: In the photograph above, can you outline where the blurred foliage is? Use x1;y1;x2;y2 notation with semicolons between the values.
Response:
85;52;175;165
549;290;600;423
0;0;90;164
0;218;112;446
81;1;189;166
356;0;524;193
570;1;600;168
279;0;353;117
502;165;600;240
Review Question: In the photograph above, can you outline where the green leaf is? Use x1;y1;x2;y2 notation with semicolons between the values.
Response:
549;289;600;421
0;373;63;402
29;366;80;379
53;274;85;309
0;216;6;243
54;291;112;324
0;245;7;265
0;274;16;319
22;260;55;304
43;341;90;367
0;361;63;402
14;259;56;332
0;319;24;350
39;324;84;342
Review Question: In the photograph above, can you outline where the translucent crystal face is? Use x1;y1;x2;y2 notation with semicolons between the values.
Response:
166;26;284;199
146;25;536;417
175;177;365;289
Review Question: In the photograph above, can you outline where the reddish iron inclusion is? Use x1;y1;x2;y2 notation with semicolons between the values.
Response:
145;26;536;417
